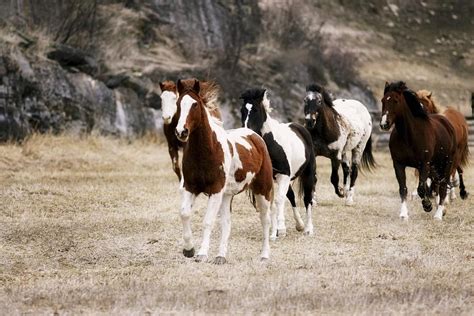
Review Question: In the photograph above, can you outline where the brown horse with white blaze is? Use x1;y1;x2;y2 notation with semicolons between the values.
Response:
380;81;457;220
174;78;273;264
159;80;221;182
416;89;469;200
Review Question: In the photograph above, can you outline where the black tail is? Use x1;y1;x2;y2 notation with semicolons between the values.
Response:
360;136;376;172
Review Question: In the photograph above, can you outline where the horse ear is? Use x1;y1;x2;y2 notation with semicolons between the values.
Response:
427;91;432;98
159;81;165;91
385;81;389;88
177;79;184;94
193;79;200;93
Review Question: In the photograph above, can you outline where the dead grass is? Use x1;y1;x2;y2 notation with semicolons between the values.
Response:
0;135;473;315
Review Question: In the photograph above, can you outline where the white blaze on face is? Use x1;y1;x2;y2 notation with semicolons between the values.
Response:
161;91;178;123
305;113;311;120
244;103;252;128
306;92;316;100
381;112;389;126
176;95;195;135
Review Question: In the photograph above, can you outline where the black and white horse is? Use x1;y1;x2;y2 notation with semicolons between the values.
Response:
241;89;316;239
304;84;375;205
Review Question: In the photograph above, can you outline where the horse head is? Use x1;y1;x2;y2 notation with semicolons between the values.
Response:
240;88;271;134
175;78;203;142
304;84;333;129
416;90;439;114
380;81;427;131
159;80;178;124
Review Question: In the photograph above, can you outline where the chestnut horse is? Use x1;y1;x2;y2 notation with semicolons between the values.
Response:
416;90;469;200
175;79;273;264
380;81;457;220
159;80;221;181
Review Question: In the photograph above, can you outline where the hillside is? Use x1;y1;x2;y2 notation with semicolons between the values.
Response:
0;0;473;140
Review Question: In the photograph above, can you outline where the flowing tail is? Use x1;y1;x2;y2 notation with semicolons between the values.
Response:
361;136;376;172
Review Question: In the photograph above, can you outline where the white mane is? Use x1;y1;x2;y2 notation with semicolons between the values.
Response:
262;91;273;113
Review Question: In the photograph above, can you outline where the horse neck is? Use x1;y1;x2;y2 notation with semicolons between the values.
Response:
316;106;340;142
394;107;428;145
186;108;220;156
262;113;278;133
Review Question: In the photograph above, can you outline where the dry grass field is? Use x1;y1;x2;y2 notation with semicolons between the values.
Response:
1;135;473;315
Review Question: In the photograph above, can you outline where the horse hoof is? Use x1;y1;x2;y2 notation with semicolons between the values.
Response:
336;188;345;198
400;215;409;220
270;235;277;242
183;248;195;258
213;256;226;265
460;191;468;200
295;223;305;232
422;200;432;212
276;229;287;237
260;257;269;263
434;215;443;221
195;255;208;263
304;229;314;236
345;199;354;206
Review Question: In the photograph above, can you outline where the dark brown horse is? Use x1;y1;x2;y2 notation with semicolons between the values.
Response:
380;81;457;220
174;78;273;264
416;89;469;200
159;80;221;181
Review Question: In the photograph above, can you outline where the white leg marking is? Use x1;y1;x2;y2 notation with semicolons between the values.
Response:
434;204;444;220
399;201;409;219
197;191;224;259
292;207;305;232
411;187;419;200
345;187;355;206
217;194;233;258
274;175;291;237
304;203;314;236
181;190;196;251
255;194;271;260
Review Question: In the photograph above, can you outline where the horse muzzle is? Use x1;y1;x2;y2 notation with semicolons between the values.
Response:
379;122;391;131
162;116;172;124
175;127;189;142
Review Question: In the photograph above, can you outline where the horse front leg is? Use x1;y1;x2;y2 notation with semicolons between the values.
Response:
417;167;432;213
286;186;305;232
394;161;409;219
181;190;197;257
458;167;468;199
168;145;181;181
196;190;224;262
434;179;448;220
255;194;272;261
272;174;291;239
330;158;344;198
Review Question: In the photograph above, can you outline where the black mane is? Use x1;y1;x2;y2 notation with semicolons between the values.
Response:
385;81;428;118
240;88;266;101
306;83;334;107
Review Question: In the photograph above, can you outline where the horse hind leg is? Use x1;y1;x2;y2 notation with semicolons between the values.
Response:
341;156;350;197
214;194;233;265
330;158;344;198
458;167;468;200
434;181;448;220
254;194;271;261
168;146;182;181
301;166;316;236
346;149;362;206
286;186;304;232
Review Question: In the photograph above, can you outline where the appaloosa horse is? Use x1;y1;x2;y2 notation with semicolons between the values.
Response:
303;84;375;205
240;88;316;239
380;81;457;220
159;80;221;181
175;79;273;264
416;89;469;201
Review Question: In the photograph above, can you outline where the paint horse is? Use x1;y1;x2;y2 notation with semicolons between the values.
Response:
380;81;457;220
240;89;316;239
416;90;469;201
303;84;375;206
175;79;273;264
159;80;221;181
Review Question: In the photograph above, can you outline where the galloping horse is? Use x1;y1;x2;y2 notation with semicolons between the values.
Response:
416;90;469;200
175;79;273;264
159;80;221;181
380;81;457;220
240;89;316;239
303;84;375;205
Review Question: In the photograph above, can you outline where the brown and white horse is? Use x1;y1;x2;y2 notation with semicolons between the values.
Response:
416;90;469;201
174;78;273;264
380;81;457;220
159;80;221;182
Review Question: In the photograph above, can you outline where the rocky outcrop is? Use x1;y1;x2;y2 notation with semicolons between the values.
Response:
0;48;160;142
